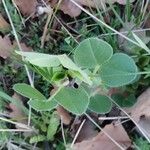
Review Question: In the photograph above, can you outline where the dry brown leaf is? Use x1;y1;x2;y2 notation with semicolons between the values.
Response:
56;106;72;125
13;42;32;52
73;123;131;150
123;88;150;139
137;117;150;139
59;0;82;17
14;0;38;16
129;88;150;123
115;0;135;5
73;0;111;8
9;93;27;128
21;0;136;18
85;0;135;5
49;0;135;17
0;36;12;59
0;14;10;33
75;120;98;142
67;0;135;8
52;0;135;17
144;3;150;28
0;36;32;59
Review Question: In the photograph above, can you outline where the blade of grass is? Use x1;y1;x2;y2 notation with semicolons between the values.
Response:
0;117;32;130
132;32;150;54
69;0;148;52
71;119;86;148
2;0;34;126
125;0;131;22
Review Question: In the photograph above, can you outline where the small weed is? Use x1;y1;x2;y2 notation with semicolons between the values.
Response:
0;0;150;149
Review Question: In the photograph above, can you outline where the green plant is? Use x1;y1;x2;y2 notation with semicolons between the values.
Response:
29;111;60;144
12;38;138;115
134;137;150;150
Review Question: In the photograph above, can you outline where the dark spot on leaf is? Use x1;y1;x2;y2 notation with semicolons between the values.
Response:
73;83;78;89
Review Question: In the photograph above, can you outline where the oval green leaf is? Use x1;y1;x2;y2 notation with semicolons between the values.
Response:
74;38;113;69
13;83;46;100
111;94;137;107
54;87;89;115
28;99;57;111
88;94;112;114
16;51;60;67
100;53;138;87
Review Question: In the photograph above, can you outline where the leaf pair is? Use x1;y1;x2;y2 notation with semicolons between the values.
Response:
13;83;57;111
13;83;112;115
74;38;138;87
17;52;92;85
13;84;89;115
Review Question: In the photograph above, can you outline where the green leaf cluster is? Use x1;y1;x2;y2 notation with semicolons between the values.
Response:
13;38;138;115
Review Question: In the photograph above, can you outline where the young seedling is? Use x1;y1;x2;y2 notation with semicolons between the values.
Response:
13;38;138;115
